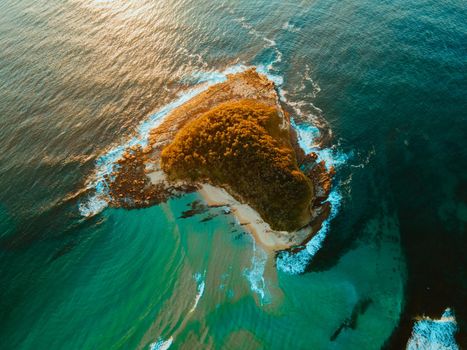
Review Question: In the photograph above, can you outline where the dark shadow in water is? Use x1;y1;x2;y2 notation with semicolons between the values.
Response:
179;200;227;220
303;152;389;274
48;216;106;263
0;198;100;251
179;200;209;219
330;298;373;341
304;210;372;274
200;212;219;223
383;129;466;348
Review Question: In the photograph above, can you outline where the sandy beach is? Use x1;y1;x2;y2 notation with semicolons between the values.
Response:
198;183;307;251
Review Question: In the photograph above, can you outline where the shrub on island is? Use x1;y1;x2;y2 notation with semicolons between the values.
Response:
161;100;313;231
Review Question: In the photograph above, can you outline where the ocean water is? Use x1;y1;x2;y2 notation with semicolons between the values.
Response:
0;0;465;349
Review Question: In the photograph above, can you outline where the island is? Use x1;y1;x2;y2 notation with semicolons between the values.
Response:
104;68;334;251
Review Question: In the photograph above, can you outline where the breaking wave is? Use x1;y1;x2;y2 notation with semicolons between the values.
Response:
276;111;349;275
276;189;343;274
149;337;173;350
407;308;459;350
243;238;269;304
282;21;301;33
148;270;207;349
190;271;206;313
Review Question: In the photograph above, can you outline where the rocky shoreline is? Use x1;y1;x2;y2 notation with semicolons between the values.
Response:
103;68;334;251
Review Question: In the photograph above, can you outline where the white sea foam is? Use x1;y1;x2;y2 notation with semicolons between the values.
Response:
256;65;283;86
78;195;108;217
282;21;301;33
407;308;459;350
149;337;173;350
243;239;269;304
293;116;351;171
189;64;248;85
297;64;321;98
291;119;320;154
190;271;206;313
276;189;343;274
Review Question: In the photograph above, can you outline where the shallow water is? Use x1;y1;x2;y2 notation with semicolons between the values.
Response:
0;0;465;349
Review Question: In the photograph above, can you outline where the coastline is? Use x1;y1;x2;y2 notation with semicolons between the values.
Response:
198;184;291;251
98;68;334;252
198;183;324;252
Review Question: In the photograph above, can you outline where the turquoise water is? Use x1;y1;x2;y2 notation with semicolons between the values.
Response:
0;0;465;349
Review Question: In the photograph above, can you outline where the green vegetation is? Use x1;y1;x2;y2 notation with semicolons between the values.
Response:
161;100;313;231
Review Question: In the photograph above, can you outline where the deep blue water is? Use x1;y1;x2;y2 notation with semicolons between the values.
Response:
0;0;465;349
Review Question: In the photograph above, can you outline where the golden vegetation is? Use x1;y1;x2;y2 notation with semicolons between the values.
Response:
161;100;314;231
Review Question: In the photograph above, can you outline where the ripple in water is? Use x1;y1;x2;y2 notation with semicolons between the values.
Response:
149;270;206;350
